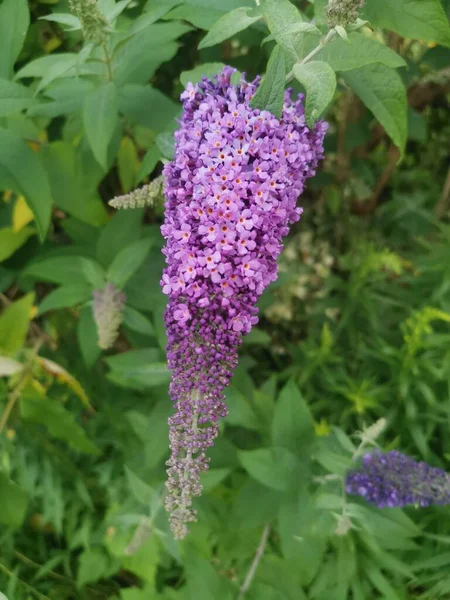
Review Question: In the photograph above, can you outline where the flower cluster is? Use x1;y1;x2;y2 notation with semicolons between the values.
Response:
327;0;364;27
69;0;109;44
346;450;450;508
93;282;126;350
160;67;327;538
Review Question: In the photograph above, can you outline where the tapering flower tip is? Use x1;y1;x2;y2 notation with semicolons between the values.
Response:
346;450;450;508
109;177;164;210
326;0;364;27
161;66;327;538
69;0;109;43
93;282;126;350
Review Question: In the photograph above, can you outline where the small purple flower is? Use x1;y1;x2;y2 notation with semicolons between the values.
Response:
346;450;450;508
161;67;327;538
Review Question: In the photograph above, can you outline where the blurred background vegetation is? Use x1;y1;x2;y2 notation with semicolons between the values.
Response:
0;0;450;598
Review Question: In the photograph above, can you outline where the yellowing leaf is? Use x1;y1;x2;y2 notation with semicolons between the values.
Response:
0;293;34;356
118;136;140;193
36;356;93;412
13;196;34;232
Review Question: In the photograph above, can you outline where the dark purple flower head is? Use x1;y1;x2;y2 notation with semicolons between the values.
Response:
161;67;327;538
346;450;450;508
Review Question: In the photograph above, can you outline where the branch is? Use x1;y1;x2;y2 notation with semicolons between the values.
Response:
237;524;271;599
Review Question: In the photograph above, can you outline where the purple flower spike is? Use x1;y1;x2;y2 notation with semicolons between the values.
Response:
160;67;327;538
346;450;450;508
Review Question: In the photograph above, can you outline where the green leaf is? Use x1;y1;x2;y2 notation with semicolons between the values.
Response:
77;548;111;587
263;21;321;44
122;536;159;585
122;306;155;336
41;141;107;227
0;226;34;262
78;306;102;368
0;0;29;79
238;447;299;491
107;237;153;289
0;356;24;377
225;385;259;430
198;7;262;49
38;284;93;316
342;63;407;155
0;129;52;240
0;292;34;356
272;380;314;456
0;78;35;117
180;63;226;87
164;0;253;30
135;145;161;184
118;137;139;193
119;84;179;132
260;0;304;57
363;0;450;47
113;23;191;86
105;349;169;390
125;466;154;505
250;45;286;119
293;60;336;126
0;472;29;527
20;394;100;454
96;209;144;268
39;13;81;30
83;81;118;170
316;32;406;72
24;256;106;287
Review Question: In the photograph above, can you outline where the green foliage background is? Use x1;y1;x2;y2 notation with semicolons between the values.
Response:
0;0;450;598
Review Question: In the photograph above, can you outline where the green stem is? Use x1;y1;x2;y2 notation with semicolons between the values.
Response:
286;28;336;82
102;42;113;81
0;561;51;600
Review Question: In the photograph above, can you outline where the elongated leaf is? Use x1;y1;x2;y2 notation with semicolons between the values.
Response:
0;129;52;240
180;62;226;87
0;226;34;262
263;21;320;44
0;78;35;117
107;237;153;289
78;306;102;368
238;447;299;491
24;256;105;287
0;0;29;79
122;306;155;336
250;45;286;119
363;0;450;48
15;53;79;79
0;292;34;356
293;60;336;126
316;32;406;72
105;348;169;389
198;7;262;49
260;0;303;57
39;13;81;30
96;209;144;268
272;380;315;456
36;357;92;410
0;473;29;527
125;466;154;505
38;284;92;315
83;81;118;170
20;394;99;454
342;63;407;155
0;356;24;377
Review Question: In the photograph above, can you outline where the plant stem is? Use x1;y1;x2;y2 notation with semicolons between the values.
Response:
238;524;271;599
285;28;336;82
102;42;113;81
0;340;42;435
0;561;51;600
